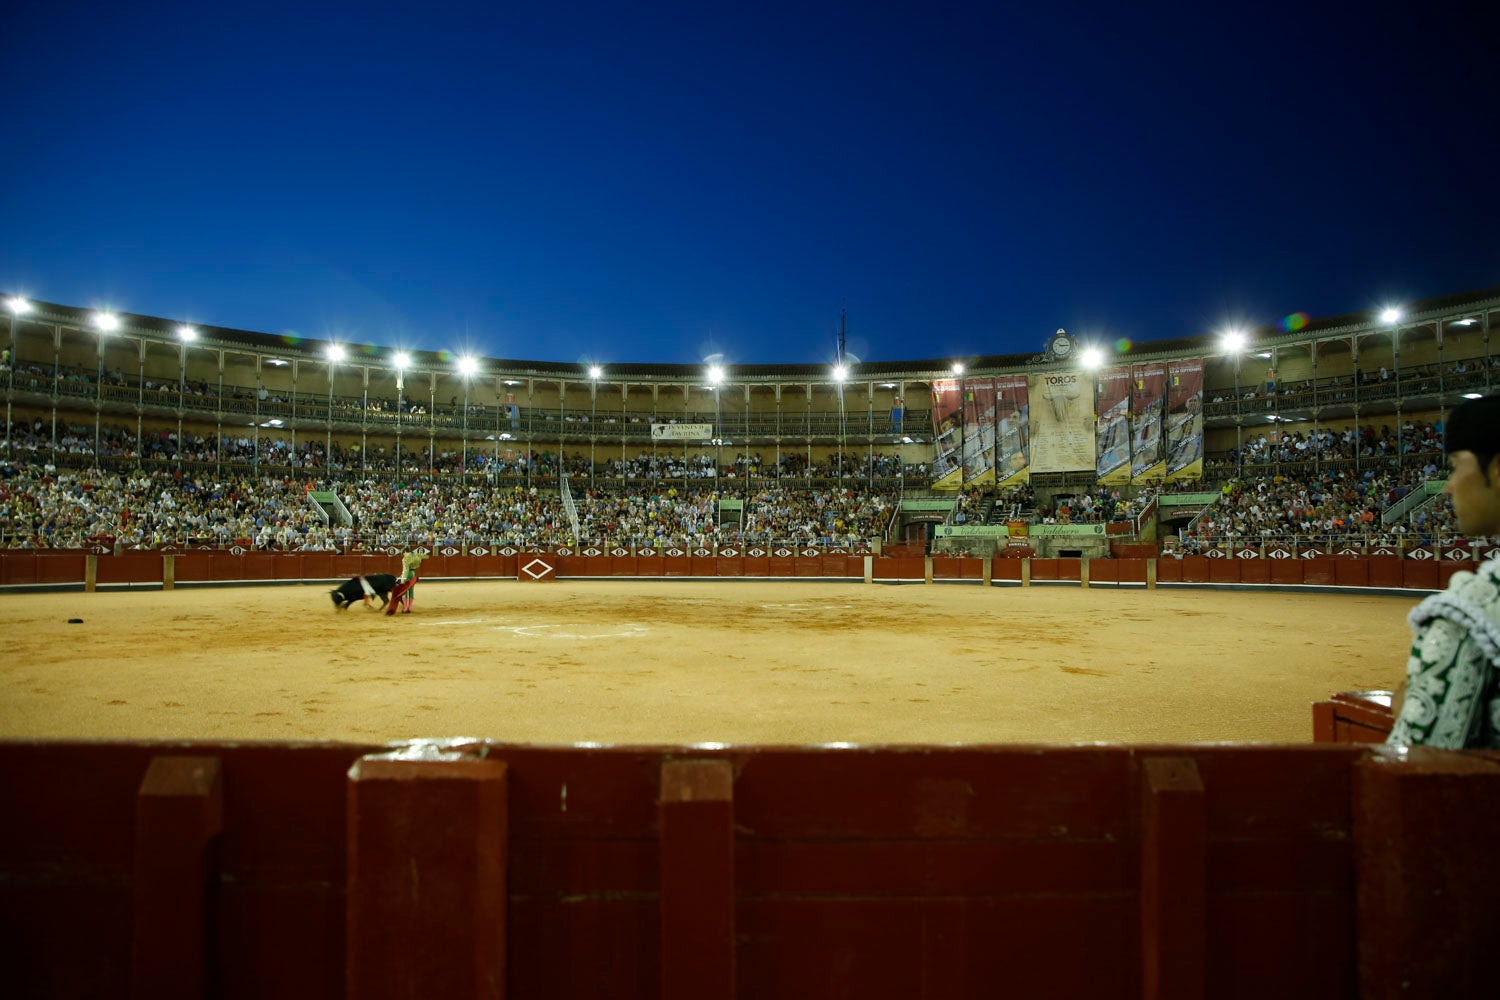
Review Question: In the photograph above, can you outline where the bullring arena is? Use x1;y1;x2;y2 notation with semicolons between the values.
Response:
3;578;1406;745
5;288;1500;998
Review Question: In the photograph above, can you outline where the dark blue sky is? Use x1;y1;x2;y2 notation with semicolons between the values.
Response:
2;2;1496;367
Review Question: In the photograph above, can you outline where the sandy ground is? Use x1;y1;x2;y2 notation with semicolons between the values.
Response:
0;580;1411;745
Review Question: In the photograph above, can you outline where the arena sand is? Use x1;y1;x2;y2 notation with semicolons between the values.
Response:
0;581;1409;745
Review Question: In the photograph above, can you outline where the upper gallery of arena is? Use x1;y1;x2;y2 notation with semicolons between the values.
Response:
2;285;1497;460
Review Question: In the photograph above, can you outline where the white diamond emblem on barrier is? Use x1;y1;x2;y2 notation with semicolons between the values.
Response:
801;547;820;557
499;546;518;556
719;548;738;557
583;547;602;557
522;558;554;580
442;546;459;557
470;547;489;556
611;547;628;557
774;547;792;557
639;548;656;556
748;548;766;557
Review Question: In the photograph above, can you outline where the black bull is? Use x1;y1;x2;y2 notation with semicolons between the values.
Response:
329;573;398;610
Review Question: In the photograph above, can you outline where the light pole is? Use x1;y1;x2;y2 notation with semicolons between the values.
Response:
325;343;344;479
1382;307;1403;468
459;356;478;481
589;365;602;487
393;353;409;480
1221;330;1246;475
833;363;848;482
709;364;724;490
4;297;31;460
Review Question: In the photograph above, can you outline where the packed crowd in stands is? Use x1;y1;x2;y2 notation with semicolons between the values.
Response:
0;465;897;551
1203;420;1445;474
1178;463;1465;549
2;419;925;483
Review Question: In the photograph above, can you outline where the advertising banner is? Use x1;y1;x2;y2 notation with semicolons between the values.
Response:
930;379;963;487
962;379;998;484
1165;359;1204;482
1130;363;1167;483
651;423;714;441
1028;372;1095;473
993;375;1030;485
1095;365;1132;485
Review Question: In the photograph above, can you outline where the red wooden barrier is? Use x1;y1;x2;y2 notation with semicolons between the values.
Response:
1055;557;1082;582
1366;558;1401;589
1118;559;1147;585
1270;559;1302;586
1303;558;1336;587
1334;559;1369;588
1031;558;1059;581
1208;559;1239;584
1238;559;1270;585
1156;558;1183;584
1090;559;1120;584
992;558;1022;582
1180;557;1209;584
94;553;162;585
1402;561;1439;590
3;740;1497;997
37;553;88;584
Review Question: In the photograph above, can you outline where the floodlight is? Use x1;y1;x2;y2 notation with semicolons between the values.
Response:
93;312;120;332
708;365;724;385
1221;329;1246;353
392;352;410;369
1463;392;1484;400
1380;307;1402;324
458;355;478;376
1079;346;1104;369
951;362;964;375
326;344;345;362
1453;318;1477;326
177;325;197;342
589;365;603;380
832;364;848;382
5;297;31;315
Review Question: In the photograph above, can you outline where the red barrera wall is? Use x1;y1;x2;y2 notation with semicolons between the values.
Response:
0;551;1476;589
2;740;1496;999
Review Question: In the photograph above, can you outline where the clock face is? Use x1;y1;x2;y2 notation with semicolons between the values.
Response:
1051;334;1073;358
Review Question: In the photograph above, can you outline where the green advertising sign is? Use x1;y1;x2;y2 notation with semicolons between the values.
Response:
934;525;1010;537
1027;523;1106;537
902;499;956;511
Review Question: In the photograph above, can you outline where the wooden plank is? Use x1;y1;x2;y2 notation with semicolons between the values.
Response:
346;755;509;1000
1353;748;1500;999
660;760;735;1000
131;755;224;1000
1140;756;1205;1000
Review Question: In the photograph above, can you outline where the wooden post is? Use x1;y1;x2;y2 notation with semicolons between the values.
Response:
1021;557;1031;587
85;553;97;593
660;759;735;1000
1139;756;1205;1000
163;553;175;591
1146;557;1156;590
347;754;509;1000
131;756;223;1000
1353;748;1500;998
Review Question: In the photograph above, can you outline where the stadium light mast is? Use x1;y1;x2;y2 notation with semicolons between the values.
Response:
459;355;479;481
392;352;410;478
833;361;849;483
5;297;33;446
1382;306;1404;456
708;363;725;489
1221;329;1247;473
589;365;602;486
325;343;345;478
